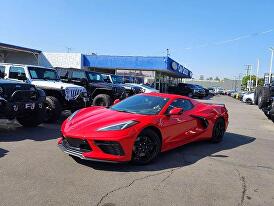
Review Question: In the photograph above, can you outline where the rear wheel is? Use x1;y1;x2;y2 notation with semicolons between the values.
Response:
92;94;112;107
258;87;270;109
211;118;225;143
131;129;161;165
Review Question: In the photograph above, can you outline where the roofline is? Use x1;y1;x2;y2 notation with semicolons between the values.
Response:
0;62;53;69
0;42;41;54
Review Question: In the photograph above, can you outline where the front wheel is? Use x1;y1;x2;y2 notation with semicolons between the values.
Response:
92;94;112;107
131;129;161;165
211;118;225;143
44;96;62;123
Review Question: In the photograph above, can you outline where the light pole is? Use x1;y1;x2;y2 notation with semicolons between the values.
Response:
244;64;252;91
269;47;274;84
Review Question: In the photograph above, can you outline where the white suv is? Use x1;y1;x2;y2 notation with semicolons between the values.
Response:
1;63;89;122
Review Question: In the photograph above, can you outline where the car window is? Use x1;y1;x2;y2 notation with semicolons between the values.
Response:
166;98;193;113
58;69;68;78
72;71;86;79
9;66;25;79
0;66;5;78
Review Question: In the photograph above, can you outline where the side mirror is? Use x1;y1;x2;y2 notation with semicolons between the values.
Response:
17;73;27;81
0;72;5;78
168;107;183;115
113;99;121;105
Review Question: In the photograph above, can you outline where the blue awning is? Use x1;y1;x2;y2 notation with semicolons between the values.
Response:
83;55;192;78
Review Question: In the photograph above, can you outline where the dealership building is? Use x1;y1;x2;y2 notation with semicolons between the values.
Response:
40;53;192;92
0;42;192;92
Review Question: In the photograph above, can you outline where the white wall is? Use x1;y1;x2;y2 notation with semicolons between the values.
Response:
41;52;82;69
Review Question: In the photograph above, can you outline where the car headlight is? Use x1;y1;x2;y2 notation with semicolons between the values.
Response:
97;120;139;131
68;110;80;121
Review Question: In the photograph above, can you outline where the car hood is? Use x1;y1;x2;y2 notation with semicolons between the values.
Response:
62;107;144;135
89;82;123;90
31;80;85;90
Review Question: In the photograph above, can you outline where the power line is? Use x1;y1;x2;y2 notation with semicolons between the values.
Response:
184;28;274;50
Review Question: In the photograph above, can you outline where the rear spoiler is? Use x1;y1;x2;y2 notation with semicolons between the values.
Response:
205;103;226;107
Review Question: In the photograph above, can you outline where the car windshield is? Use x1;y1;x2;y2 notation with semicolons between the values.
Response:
111;95;169;115
87;72;105;83
111;75;124;84
28;67;59;81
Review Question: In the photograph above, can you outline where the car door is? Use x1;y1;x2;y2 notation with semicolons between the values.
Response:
160;98;199;148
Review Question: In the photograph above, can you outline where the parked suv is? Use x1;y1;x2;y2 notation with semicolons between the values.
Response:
102;74;143;96
254;80;274;122
1;64;89;122
0;66;46;127
168;83;205;98
57;68;126;106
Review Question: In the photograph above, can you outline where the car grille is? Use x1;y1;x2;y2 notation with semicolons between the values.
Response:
67;88;86;100
94;140;125;156
62;137;92;152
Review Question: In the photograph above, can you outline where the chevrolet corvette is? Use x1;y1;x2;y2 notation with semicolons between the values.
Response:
58;93;229;164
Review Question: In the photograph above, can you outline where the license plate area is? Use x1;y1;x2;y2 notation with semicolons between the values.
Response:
25;103;35;110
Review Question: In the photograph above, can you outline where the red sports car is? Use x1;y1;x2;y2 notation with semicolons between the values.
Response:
58;93;229;164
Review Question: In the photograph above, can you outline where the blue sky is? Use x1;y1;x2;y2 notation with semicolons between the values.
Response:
0;0;273;79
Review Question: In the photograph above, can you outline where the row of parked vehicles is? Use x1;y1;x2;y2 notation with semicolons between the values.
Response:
0;63;152;126
230;77;274;123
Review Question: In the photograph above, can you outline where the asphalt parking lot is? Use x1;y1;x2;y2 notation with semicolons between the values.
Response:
1;95;274;206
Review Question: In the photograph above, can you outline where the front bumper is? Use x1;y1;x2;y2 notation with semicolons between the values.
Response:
0;100;44;119
57;130;136;162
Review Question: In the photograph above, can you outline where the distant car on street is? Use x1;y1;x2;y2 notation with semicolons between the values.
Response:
242;92;254;104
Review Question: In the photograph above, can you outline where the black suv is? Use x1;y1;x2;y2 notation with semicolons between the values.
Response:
102;74;144;96
57;68;126;107
168;83;206;98
0;69;46;127
254;79;274;122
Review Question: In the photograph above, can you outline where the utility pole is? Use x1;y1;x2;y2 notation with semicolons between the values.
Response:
244;64;252;91
256;59;260;87
269;47;274;84
166;49;170;57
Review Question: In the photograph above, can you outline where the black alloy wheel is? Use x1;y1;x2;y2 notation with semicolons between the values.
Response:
211;118;225;143
131;129;161;165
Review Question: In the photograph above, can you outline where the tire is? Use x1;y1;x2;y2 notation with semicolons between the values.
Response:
17;109;45;127
211;118;225;143
258;87;271;109
131;129;161;165
92;94;112;107
44;96;62;123
254;87;261;105
270;108;274;123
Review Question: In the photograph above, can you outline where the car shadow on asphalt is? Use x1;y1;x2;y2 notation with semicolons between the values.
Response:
0;123;60;142
0;148;9;158
72;132;255;172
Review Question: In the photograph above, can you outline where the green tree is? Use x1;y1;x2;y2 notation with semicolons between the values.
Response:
242;75;257;88
214;76;220;81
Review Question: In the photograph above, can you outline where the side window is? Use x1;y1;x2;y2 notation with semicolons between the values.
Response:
166;99;193;113
71;71;86;79
9;66;26;79
58;69;68;78
0;66;5;78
